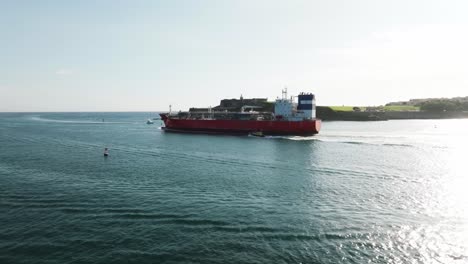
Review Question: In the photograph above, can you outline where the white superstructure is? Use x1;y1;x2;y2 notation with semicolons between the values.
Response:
274;88;316;121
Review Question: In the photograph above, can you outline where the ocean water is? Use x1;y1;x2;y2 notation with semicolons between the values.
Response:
1;112;467;264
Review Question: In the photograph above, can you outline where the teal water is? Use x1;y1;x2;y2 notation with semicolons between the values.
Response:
1;113;467;264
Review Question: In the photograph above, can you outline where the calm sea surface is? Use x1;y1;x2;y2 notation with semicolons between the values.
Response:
1;112;467;264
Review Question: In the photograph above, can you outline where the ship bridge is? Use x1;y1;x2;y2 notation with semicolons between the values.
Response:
274;89;316;120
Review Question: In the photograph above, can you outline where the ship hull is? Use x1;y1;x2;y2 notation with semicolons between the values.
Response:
160;114;321;136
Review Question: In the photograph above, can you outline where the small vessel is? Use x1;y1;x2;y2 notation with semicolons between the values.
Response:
250;131;265;137
146;119;154;124
160;89;321;136
104;148;109;157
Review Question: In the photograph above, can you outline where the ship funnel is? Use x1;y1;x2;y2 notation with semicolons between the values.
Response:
297;93;316;119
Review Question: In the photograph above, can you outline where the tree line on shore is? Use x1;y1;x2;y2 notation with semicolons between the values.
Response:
418;99;468;112
387;96;468;112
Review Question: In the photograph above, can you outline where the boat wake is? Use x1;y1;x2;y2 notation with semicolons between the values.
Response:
246;134;321;142
29;116;135;124
313;134;423;148
250;133;421;148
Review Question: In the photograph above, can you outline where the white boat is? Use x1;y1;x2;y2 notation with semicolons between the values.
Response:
146;119;154;124
249;131;265;137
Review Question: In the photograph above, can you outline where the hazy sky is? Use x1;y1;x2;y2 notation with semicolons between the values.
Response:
1;0;467;111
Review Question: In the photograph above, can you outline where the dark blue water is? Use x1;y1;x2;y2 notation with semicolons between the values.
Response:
1;113;467;263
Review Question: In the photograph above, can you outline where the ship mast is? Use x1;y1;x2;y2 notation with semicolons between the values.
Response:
282;87;288;100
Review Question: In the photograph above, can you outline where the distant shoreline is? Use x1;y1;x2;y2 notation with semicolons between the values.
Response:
317;106;468;121
0;111;164;114
2;110;468;121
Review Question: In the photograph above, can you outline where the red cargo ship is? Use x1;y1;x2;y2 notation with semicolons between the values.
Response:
160;89;321;136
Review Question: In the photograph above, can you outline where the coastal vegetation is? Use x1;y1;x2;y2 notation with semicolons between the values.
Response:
328;105;420;112
328;96;468;113
386;96;468;112
383;105;420;111
418;100;468;112
328;106;359;112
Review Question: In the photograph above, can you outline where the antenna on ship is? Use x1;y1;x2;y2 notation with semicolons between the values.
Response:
169;104;172;115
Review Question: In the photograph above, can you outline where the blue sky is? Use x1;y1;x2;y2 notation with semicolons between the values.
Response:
1;0;467;111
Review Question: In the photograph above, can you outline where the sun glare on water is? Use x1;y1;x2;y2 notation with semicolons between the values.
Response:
423;119;468;262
